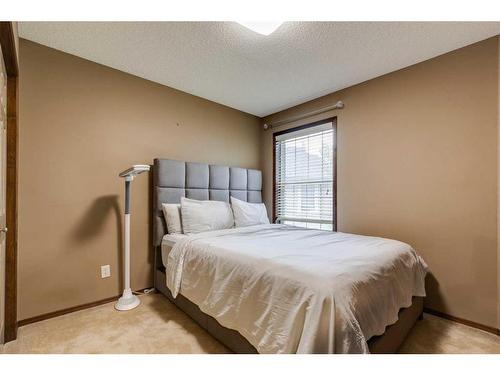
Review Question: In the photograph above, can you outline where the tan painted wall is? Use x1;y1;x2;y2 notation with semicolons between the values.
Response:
18;39;261;320
261;37;499;329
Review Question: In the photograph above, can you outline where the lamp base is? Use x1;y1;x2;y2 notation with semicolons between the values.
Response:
115;288;141;311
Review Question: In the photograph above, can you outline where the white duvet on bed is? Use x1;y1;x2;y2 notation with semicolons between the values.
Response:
166;224;427;354
161;233;188;266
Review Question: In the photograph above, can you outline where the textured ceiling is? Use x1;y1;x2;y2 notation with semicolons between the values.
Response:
19;22;500;117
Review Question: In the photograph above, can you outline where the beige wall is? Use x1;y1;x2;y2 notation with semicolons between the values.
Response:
18;39;261;320
261;37;499;329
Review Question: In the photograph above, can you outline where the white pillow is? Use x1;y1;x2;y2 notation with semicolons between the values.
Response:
162;203;183;234
230;197;270;227
180;197;234;234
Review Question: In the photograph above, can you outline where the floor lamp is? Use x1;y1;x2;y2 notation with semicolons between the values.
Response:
115;164;150;311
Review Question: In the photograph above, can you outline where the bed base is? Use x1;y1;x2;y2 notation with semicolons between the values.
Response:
154;256;423;354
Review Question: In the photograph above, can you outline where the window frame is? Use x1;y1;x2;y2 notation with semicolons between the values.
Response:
272;117;337;231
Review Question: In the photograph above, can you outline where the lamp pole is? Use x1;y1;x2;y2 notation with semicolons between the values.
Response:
115;165;150;311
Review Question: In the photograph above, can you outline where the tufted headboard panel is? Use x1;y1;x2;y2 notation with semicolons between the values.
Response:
153;158;263;246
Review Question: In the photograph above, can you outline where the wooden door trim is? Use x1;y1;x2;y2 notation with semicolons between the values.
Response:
0;21;19;343
0;22;18;77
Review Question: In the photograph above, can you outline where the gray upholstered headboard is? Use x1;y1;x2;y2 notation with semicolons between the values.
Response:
153;158;263;246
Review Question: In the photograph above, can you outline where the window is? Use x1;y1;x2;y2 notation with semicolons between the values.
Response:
274;118;336;230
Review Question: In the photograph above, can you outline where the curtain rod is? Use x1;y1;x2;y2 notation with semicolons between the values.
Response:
263;100;344;130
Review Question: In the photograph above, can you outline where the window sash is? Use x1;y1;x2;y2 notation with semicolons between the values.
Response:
275;122;335;229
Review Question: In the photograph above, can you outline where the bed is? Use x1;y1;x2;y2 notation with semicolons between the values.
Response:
152;158;427;354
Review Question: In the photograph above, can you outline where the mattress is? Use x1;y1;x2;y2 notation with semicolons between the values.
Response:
161;233;188;267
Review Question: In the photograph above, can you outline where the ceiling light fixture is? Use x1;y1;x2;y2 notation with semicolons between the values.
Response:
237;22;284;36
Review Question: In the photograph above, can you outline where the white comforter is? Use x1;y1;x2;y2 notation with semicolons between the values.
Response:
166;224;427;354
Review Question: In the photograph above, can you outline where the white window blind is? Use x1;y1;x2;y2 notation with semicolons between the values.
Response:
275;122;335;230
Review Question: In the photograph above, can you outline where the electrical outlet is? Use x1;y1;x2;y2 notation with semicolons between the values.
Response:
101;265;111;278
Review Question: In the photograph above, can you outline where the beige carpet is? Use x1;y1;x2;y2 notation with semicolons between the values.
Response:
1;293;499;354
